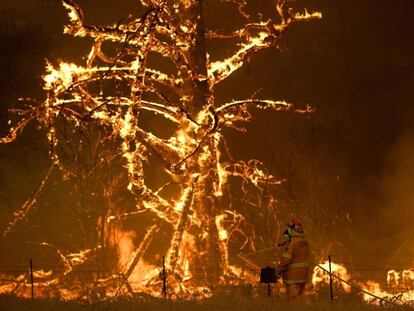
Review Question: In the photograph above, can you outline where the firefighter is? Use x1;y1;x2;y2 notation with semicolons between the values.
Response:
276;217;311;300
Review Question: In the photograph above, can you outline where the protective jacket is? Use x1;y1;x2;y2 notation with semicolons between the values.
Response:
276;229;310;285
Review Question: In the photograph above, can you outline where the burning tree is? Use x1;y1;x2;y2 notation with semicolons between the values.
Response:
1;0;320;298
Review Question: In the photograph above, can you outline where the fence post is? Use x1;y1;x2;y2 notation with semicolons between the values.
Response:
162;256;167;298
29;259;34;300
328;255;333;303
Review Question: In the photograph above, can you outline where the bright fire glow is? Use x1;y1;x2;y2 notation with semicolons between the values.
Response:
312;261;351;293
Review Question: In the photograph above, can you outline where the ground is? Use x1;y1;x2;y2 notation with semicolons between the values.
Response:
0;294;412;311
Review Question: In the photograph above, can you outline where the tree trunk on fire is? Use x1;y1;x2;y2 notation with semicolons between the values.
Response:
166;0;225;284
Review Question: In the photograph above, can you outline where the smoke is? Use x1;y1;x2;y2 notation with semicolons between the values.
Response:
380;128;414;234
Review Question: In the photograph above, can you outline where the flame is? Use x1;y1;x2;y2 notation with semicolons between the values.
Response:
43;61;88;92
117;231;136;270
310;261;414;305
294;9;322;20
312;261;351;293
359;268;414;305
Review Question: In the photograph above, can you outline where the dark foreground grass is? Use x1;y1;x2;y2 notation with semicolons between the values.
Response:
0;294;412;311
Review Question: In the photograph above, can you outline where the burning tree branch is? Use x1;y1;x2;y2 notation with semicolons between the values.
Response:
3;163;55;237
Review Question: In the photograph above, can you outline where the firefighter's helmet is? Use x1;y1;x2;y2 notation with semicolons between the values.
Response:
290;217;302;227
289;217;304;233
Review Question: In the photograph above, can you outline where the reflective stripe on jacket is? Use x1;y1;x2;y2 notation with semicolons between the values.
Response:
276;231;310;285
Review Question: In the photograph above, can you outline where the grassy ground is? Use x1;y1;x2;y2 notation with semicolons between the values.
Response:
0;295;412;311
